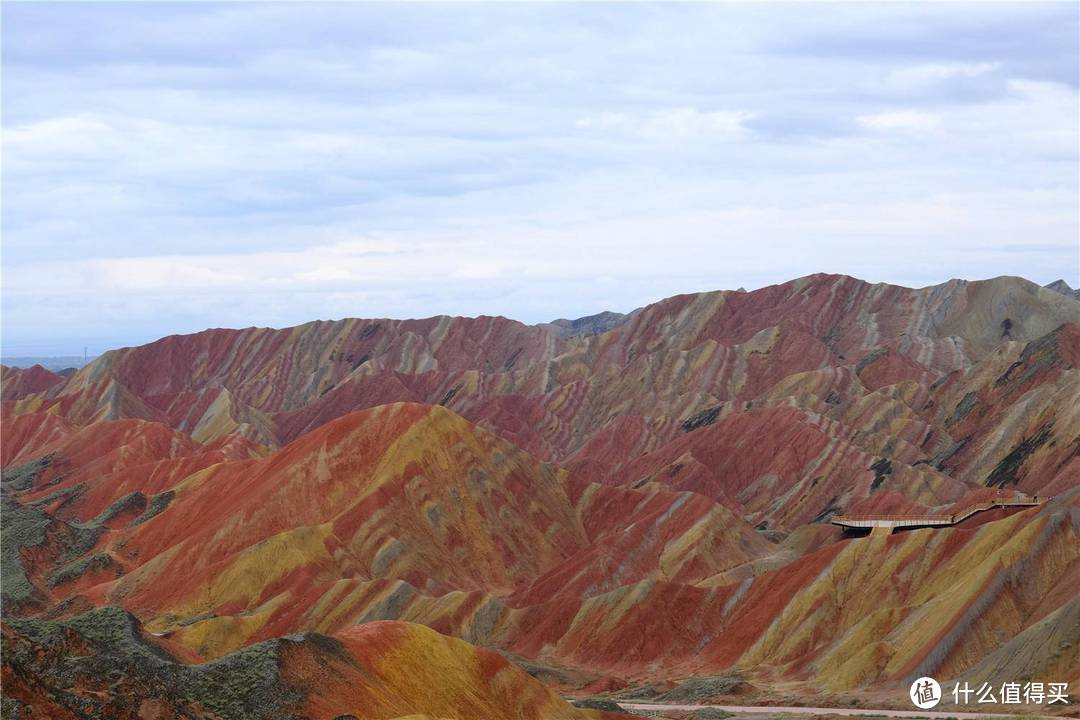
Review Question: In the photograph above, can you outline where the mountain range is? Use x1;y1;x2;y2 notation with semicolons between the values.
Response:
2;273;1078;719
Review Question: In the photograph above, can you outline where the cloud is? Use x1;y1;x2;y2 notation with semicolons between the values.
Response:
773;3;1078;87
856;110;942;135
889;62;1000;87
1;2;1077;354
576;108;754;142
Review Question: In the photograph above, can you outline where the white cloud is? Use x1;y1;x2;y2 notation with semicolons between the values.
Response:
856;110;943;134
1;2;1077;353
576;108;754;142
889;62;1000;87
4;115;116;152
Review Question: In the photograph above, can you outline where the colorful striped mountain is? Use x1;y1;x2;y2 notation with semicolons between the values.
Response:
3;273;1078;718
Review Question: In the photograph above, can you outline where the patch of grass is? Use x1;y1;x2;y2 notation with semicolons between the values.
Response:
132;491;175;525
181;638;297;718
947;392;979;427
855;347;888;374
1;495;103;610
0;455;54;491
657;674;746;703
0;495;51;607
5;607;308;719
869;458;893;491
985;423;1054;487
570;698;625;712
682;405;723;432
26;482;86;510
695;709;735;720
48;552;117;588
90;491;147;526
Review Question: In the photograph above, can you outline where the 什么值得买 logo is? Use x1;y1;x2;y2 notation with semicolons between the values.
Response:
910;677;941;709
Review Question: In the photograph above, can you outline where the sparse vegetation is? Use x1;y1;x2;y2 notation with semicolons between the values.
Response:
869;457;893;490
0;455;54;492
570;698;625;712
985;423;1054;487
90;491;147;526
48;551;117;588
948;391;979;426
0;495;50;607
3;607;306;719
133;490;176;525
682;405;723;432
657;674;746;703
855;347;887;374
694;710;734;720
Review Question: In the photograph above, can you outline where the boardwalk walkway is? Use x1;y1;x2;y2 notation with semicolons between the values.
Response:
831;495;1044;531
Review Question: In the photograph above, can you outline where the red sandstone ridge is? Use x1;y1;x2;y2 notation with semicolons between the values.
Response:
0;364;64;401
2;273;1078;718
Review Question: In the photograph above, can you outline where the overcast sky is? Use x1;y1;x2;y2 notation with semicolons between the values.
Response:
3;2;1078;355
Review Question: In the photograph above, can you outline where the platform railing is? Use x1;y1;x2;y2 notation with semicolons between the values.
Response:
831;495;1043;529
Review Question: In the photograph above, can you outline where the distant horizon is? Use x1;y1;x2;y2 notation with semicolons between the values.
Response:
3;3;1078;356
1;355;98;371
3;270;1076;358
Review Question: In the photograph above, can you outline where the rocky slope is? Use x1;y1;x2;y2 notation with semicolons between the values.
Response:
1;607;610;720
2;273;1078;715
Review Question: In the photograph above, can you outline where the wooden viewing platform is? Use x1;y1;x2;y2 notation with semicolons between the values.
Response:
831;495;1045;531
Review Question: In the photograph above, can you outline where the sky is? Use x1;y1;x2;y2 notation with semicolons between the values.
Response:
2;2;1078;356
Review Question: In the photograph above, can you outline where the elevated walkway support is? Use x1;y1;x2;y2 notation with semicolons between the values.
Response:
831;495;1044;532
